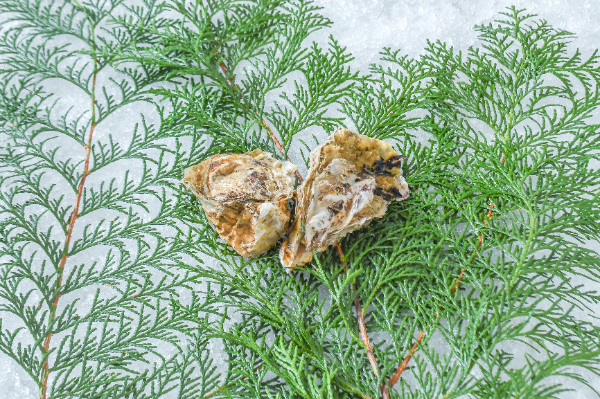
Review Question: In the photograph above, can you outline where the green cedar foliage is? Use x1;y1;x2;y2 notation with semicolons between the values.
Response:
0;1;599;399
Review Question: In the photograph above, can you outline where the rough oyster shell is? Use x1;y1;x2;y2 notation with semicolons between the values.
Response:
183;149;297;258
280;128;409;269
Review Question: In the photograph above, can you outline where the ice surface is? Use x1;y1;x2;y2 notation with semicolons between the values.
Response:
2;0;600;398
312;0;600;72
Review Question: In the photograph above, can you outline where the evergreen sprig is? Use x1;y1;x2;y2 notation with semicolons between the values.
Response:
0;0;218;397
1;1;599;399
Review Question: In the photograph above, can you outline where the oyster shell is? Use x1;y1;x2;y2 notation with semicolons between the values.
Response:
280;128;409;269
183;150;297;258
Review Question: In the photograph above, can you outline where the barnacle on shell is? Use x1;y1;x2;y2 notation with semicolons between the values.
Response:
183;150;297;258
280;128;409;269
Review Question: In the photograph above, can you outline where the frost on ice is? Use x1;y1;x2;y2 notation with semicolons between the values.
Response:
280;128;410;269
183;149;297;258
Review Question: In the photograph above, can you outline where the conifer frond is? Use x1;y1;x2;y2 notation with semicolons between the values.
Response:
0;0;217;397
1;2;599;399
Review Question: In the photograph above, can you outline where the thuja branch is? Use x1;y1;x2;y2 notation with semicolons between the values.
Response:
39;18;98;399
389;184;499;387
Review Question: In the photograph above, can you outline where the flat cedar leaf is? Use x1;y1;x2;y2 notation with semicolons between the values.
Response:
0;1;599;399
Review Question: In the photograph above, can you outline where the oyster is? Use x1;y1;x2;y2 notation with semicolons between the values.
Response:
280;128;409;269
183;150;297;258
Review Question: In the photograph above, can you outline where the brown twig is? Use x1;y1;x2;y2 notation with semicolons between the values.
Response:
450;270;466;295
335;245;378;375
204;387;224;398
335;244;390;399
218;62;234;86
389;330;424;387
217;57;303;181
39;65;98;399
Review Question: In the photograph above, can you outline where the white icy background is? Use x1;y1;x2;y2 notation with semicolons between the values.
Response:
313;0;600;72
1;0;600;397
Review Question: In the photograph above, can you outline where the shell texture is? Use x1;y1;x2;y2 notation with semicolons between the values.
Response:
183;149;297;258
280;128;409;269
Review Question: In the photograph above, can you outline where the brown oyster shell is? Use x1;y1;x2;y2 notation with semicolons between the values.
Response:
183;149;297;258
280;128;409;269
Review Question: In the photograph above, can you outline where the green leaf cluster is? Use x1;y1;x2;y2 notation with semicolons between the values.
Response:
0;1;599;398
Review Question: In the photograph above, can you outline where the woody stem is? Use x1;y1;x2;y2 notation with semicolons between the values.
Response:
39;46;98;399
336;244;390;399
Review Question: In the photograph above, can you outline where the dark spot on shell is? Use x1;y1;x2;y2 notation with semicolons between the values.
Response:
384;155;407;167
364;155;406;177
374;187;403;201
287;199;295;211
328;201;344;216
248;171;268;191
250;171;268;181
209;161;223;172
252;159;270;168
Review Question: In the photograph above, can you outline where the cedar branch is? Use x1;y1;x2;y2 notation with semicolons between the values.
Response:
389;176;500;387
39;63;98;399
